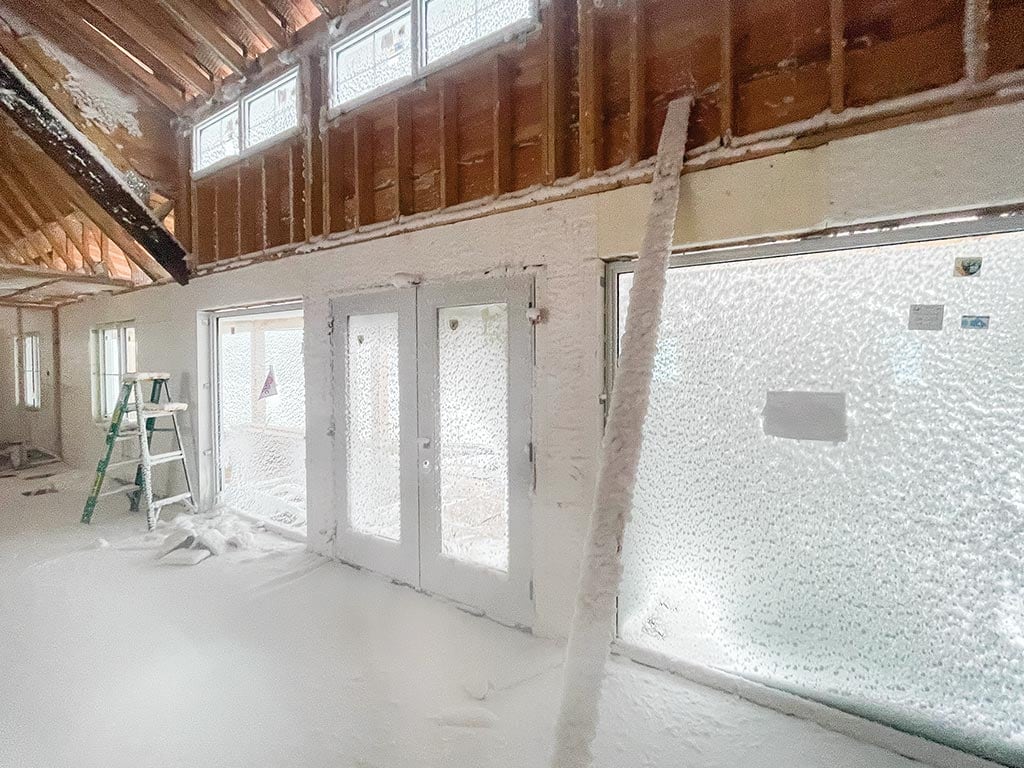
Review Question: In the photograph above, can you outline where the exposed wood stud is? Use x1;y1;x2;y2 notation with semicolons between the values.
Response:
439;81;460;208
223;0;289;50
353;114;375;227
543;0;569;183
577;0;603;176
720;0;734;143
157;0;248;73
492;56;514;196
829;0;846;113
175;131;194;256
52;307;63;458
627;0;646;163
394;96;415;216
965;0;990;82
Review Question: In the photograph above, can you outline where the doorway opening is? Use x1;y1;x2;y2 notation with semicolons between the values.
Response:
213;303;306;536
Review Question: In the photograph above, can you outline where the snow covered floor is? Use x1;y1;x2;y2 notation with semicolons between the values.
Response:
0;468;920;768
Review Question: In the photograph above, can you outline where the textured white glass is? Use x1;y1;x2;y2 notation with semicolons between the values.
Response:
243;71;299;149
22;335;39;409
618;232;1024;766
425;0;532;63
332;10;412;107
194;108;239;171
217;311;306;531
346;313;402;540
437;303;509;571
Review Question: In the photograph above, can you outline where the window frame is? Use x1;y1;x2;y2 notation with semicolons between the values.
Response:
327;0;539;117
191;68;302;178
603;210;1024;768
91;321;137;423
16;332;41;411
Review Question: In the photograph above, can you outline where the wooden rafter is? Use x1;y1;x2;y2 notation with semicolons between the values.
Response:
0;54;189;283
157;0;248;73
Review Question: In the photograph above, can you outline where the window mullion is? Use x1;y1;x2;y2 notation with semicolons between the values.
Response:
412;0;423;75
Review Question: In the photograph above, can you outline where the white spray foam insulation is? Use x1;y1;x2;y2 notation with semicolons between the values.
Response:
547;96;693;768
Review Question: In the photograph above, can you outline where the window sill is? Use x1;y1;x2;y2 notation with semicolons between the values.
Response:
611;640;1003;768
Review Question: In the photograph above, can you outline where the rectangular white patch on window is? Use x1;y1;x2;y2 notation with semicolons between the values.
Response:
763;391;847;442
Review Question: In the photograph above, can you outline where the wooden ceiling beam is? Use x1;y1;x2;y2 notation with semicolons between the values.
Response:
157;0;248;73
78;0;216;97
0;261;131;286
0;170;84;272
0;56;189;284
223;0;289;50
0;0;187;110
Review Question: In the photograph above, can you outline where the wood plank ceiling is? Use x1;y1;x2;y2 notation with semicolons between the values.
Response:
0;0;326;305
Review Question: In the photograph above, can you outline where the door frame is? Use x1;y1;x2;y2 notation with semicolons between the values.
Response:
330;288;420;587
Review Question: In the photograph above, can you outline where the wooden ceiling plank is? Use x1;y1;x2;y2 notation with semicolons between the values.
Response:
0;57;189;284
157;0;248;73
0;0;187;110
0;169;83;272
78;0;216;96
222;0;289;49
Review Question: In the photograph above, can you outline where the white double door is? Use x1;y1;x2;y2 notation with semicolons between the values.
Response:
331;275;533;627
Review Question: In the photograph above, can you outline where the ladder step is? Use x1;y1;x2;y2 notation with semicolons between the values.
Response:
98;484;140;498
150;451;185;466
151;492;193;510
123;372;171;382
139;403;188;418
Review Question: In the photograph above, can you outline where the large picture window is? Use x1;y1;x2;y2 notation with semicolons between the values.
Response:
609;227;1024;767
92;323;136;420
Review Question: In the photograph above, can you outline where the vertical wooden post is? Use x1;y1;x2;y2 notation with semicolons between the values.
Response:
354;114;375;227
543;0;569;183
964;0;990;82
829;0;846;113
51;306;62;459
719;0;734;143
578;0;603;176
492;56;514;196
394;96;415;216
175;128;193;260
439;80;460;208
627;0;646;163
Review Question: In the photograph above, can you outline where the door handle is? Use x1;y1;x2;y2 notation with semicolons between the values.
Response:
417;437;432;449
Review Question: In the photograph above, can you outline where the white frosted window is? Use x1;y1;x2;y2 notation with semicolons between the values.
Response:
437;302;509;571
217;310;306;532
243;70;299;149
345;313;402;540
193;106;239;172
424;0;533;64
92;323;136;420
617;231;1024;766
21;334;40;409
331;9;412;108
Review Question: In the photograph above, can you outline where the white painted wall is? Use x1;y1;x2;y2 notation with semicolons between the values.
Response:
0;306;59;454
53;100;1024;768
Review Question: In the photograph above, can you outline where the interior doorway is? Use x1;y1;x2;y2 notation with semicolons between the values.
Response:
331;275;533;627
213;303;306;536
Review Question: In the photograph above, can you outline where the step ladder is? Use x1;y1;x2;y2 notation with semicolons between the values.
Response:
81;372;196;530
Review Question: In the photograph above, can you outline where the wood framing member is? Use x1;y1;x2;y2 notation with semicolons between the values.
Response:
543;0;569;184
830;0;846;113
157;0;248;73
0;53;189;284
719;0;734;142
627;0;645;163
492;56;514;196
0;169;83;272
577;0;603;176
223;0;289;50
965;0;990;82
439;80;460;208
394;96;415;216
0;262;130;285
353;113;374;227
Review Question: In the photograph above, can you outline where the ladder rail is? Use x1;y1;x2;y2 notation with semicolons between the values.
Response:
81;379;134;524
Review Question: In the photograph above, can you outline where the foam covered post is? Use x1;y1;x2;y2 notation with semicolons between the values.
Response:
548;96;692;768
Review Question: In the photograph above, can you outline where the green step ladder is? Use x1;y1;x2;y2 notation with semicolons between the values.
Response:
82;372;196;530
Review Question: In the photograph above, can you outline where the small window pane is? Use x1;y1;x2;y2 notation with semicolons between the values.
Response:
194;108;239;172
425;0;532;64
243;71;299;149
94;324;136;420
23;335;40;409
331;9;412;107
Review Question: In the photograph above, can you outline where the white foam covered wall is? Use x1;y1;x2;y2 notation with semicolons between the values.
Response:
50;101;1024;767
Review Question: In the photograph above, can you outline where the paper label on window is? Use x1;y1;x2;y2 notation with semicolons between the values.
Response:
908;304;944;331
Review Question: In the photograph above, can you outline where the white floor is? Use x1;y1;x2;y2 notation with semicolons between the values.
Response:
0;467;920;768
